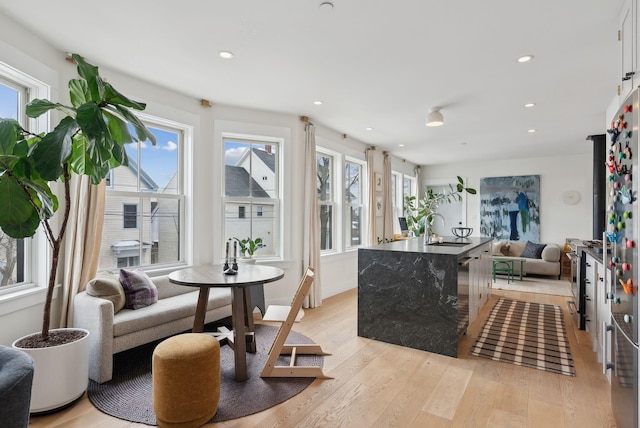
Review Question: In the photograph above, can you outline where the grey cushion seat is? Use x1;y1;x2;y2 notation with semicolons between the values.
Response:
0;345;34;427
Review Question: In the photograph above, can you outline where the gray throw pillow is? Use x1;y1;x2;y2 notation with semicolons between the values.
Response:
86;272;126;313
119;269;158;310
520;241;546;259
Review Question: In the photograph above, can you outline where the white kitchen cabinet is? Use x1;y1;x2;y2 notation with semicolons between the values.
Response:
468;242;491;326
585;252;612;366
620;0;634;99
584;254;597;342
617;0;640;99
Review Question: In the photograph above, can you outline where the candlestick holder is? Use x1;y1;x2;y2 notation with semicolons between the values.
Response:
223;256;238;275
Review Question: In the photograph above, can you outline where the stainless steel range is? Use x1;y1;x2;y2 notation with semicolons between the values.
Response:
566;238;606;330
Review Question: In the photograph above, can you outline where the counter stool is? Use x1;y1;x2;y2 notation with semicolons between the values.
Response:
153;333;220;428
492;259;514;283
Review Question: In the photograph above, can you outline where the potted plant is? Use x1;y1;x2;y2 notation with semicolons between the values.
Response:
233;237;266;262
403;176;476;241
0;54;155;412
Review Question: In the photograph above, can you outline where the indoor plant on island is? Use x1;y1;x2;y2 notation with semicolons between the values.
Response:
0;54;155;412
403;176;476;243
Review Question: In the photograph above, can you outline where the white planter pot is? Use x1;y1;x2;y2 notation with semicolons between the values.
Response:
12;328;90;413
238;257;257;264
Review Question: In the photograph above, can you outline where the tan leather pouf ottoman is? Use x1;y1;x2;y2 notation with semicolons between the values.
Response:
153;333;220;428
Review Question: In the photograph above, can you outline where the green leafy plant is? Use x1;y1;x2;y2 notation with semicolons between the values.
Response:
403;176;476;237
233;237;266;257
0;54;155;342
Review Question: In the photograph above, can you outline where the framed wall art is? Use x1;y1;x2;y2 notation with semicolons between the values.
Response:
375;173;383;192
479;175;540;242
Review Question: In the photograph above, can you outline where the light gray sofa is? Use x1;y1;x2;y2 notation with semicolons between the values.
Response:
490;241;561;278
73;274;232;384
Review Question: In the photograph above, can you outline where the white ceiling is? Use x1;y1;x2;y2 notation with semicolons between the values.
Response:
0;0;622;165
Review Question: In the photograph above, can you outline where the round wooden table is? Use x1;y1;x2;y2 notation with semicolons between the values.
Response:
169;264;284;381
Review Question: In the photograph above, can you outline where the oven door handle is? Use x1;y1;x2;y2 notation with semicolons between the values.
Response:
566;300;577;315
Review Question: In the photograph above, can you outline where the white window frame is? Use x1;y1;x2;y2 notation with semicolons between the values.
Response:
222;133;283;260
0;62;49;296
317;147;340;254
101;113;189;272
344;157;365;251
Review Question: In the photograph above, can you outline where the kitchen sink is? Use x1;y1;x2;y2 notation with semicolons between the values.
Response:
428;241;469;247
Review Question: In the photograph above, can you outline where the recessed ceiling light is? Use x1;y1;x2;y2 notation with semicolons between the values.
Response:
517;55;534;63
218;51;234;59
398;144;405;147
319;2;334;12
313;100;323;105
524;103;536;108
528;129;536;133
365;127;374;131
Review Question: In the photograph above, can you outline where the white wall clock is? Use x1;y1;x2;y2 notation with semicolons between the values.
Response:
562;190;581;205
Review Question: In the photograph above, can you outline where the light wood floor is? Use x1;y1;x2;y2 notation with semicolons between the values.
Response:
30;287;617;428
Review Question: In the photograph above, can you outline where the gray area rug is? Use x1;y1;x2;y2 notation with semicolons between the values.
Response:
87;324;323;425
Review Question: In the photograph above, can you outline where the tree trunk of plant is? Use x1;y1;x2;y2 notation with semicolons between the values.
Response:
40;168;71;341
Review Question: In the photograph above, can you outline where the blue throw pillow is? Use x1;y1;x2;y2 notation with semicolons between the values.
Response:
520;241;546;259
119;269;158;309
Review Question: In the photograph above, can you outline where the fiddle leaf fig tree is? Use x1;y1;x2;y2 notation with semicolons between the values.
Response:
0;54;155;343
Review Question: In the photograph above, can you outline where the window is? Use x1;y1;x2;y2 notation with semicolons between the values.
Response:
392;171;417;233
123;204;138;229
224;136;280;258
316;147;366;253
344;160;363;248
401;175;418;216
98;117;186;271
316;151;335;251
0;67;47;292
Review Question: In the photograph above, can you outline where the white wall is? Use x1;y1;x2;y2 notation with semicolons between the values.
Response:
422;152;595;246
0;13;412;344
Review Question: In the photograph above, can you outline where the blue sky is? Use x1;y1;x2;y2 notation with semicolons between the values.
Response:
1;83;177;190
125;125;178;189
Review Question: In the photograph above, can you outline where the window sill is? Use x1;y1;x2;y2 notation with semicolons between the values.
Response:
0;284;60;317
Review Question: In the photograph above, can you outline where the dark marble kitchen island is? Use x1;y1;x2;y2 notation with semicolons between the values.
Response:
358;236;493;357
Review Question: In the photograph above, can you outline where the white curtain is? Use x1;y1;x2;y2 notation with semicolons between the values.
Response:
382;152;393;241
60;175;106;327
302;122;322;308
366;147;377;245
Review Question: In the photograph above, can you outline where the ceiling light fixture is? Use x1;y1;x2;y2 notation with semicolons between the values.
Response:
425;107;444;127
319;2;334;12
313;100;323;105
528;129;536;133
218;51;234;59
398;144;405;147
524;102;536;108
517;55;534;63
365;127;374;131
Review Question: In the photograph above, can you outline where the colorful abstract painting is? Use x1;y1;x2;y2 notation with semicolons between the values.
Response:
479;175;540;242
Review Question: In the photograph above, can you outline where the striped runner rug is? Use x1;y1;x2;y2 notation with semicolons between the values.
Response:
470;298;575;376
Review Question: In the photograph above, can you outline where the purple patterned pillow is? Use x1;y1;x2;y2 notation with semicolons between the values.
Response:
119;269;158;309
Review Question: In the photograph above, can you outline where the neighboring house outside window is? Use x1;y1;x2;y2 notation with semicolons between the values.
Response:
224;136;280;258
0;64;48;292
98;118;186;271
